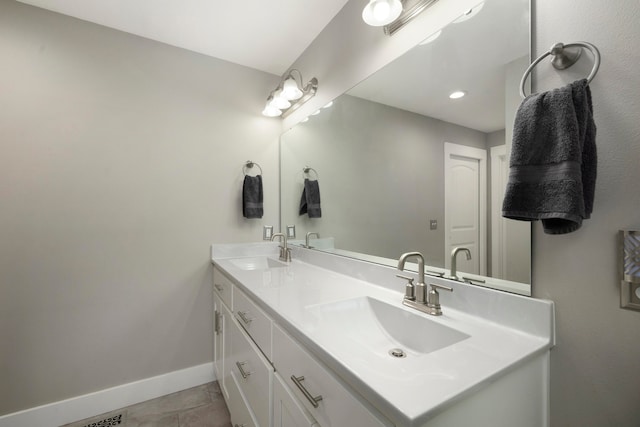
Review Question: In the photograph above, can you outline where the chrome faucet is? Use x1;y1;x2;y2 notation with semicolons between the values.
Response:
397;251;453;316
449;247;471;280
304;232;320;248
397;252;426;303
271;233;291;262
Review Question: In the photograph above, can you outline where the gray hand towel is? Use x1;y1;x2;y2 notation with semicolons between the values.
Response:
242;175;263;219
299;178;321;218
502;78;597;234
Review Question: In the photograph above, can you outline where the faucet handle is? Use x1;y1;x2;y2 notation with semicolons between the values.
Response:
396;274;416;301
426;283;453;315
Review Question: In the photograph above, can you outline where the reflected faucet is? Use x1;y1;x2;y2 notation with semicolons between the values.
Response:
450;247;471;280
304;232;320;249
271;233;291;262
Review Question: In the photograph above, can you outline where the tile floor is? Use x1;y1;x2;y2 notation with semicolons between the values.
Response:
61;382;231;427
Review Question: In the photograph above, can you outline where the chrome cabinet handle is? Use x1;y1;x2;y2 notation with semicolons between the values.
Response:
290;375;323;408
214;284;224;291
237;311;253;325
214;310;220;335
235;361;252;379
234;424;246;427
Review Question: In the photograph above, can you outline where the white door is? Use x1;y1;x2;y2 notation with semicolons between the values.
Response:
490;145;508;279
444;142;486;276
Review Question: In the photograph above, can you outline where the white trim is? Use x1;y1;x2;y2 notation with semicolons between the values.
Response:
444;142;487;275
0;362;215;427
490;145;508;279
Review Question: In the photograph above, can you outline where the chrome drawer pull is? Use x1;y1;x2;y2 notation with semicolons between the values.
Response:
291;375;323;408
214;284;224;291
214;310;220;335
237;311;253;325
235;361;252;379
234;424;246;427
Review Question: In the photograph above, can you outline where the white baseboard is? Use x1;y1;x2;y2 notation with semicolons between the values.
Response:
0;362;216;427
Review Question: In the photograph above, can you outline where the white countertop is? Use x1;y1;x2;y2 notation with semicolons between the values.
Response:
211;243;554;426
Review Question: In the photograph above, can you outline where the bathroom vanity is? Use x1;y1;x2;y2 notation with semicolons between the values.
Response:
211;242;555;427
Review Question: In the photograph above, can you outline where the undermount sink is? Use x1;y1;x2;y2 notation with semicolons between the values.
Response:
229;256;287;271
306;296;469;357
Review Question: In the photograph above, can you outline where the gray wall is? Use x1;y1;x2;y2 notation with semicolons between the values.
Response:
0;1;281;415
281;94;487;266
532;1;640;426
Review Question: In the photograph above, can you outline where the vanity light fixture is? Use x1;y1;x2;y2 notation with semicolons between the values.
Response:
449;90;466;99
362;0;403;26
262;69;318;118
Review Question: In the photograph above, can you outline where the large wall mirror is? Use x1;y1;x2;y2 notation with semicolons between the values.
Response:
281;0;532;295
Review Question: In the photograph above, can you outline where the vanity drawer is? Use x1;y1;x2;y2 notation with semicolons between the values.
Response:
213;266;233;309
227;370;258;427
234;287;273;360
230;312;273;427
272;324;390;427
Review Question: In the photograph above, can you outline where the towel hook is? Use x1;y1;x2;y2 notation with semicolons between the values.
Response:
303;166;319;179
243;160;263;176
520;41;601;98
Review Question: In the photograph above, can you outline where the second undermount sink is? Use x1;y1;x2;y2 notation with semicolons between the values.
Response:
306;296;469;356
229;256;287;271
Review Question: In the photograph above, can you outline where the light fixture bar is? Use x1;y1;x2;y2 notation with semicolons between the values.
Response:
383;0;439;36
262;70;318;118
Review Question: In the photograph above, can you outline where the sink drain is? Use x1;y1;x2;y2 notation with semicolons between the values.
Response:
388;348;406;358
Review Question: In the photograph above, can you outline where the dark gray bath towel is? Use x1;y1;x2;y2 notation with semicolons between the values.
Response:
502;78;597;234
299;179;321;218
242;175;263;219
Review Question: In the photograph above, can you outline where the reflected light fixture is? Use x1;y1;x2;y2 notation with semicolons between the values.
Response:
362;0;403;26
262;69;318;118
365;0;439;36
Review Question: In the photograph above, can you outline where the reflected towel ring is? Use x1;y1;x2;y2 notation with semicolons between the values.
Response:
303;166;319;179
243;160;263;176
520;41;601;98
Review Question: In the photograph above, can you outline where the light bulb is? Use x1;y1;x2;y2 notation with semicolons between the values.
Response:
270;89;291;109
282;77;303;100
262;98;282;117
362;0;403;27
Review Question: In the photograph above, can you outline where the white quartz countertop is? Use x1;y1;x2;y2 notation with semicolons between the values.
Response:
211;244;554;426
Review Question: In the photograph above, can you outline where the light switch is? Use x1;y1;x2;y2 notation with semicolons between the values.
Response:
263;225;273;240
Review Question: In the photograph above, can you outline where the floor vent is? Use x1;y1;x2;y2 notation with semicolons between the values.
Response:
80;414;123;427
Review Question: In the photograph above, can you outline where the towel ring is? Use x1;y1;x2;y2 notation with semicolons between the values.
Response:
303;166;319;179
243;160;263;176
520;41;601;98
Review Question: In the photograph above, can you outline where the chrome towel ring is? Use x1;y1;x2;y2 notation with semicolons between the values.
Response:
303;166;319;179
520;41;601;98
243;160;263;176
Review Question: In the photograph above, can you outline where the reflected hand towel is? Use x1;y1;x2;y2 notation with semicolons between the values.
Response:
299;178;321;218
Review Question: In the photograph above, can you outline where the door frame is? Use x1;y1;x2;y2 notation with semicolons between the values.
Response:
444;142;487;275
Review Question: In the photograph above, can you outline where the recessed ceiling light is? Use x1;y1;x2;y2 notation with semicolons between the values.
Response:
449;91;466;99
453;2;484;23
311;110;321;116
323;101;334;108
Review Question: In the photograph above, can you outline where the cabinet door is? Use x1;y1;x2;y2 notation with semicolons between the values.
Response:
274;373;318;427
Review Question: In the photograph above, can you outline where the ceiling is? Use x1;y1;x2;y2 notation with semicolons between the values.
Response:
16;0;350;76
347;0;529;133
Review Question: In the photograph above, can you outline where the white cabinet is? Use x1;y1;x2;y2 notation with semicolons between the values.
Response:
273;324;391;427
273;373;318;427
229;307;273;427
213;264;389;427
